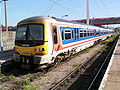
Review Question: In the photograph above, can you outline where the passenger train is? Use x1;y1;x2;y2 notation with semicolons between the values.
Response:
13;16;114;69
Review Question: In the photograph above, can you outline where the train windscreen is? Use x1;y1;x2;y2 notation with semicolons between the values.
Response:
16;24;44;40
15;24;44;46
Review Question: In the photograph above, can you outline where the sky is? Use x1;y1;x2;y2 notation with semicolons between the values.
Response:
0;0;120;26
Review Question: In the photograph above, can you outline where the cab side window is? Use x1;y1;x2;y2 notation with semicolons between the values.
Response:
53;26;58;44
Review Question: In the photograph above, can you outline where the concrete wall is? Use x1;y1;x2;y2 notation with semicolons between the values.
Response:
0;31;16;51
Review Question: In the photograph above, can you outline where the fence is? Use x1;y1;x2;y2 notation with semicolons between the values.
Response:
0;31;16;51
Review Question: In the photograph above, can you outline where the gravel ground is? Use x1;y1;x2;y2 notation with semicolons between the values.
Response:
27;44;105;90
0;44;105;89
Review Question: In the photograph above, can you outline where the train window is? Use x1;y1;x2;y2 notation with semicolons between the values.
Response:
27;24;44;40
87;30;90;36
90;31;93;36
61;30;64;40
53;26;58;44
84;30;87;37
64;29;72;40
94;30;96;36
92;31;94;36
75;28;79;40
80;30;84;37
72;29;74;38
96;31;99;35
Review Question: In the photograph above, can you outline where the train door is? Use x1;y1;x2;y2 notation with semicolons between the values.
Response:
74;28;79;40
52;26;60;51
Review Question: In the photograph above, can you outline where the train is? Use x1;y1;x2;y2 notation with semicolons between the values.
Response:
13;16;114;69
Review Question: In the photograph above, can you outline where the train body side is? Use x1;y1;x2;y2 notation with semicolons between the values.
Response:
13;16;114;68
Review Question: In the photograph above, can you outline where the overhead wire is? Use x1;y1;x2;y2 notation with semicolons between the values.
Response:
48;0;70;14
40;0;58;16
100;0;117;26
49;0;85;19
101;0;111;16
93;0;110;16
67;0;86;18
97;0;117;27
41;0;84;19
69;0;85;13
93;0;111;26
41;0;71;17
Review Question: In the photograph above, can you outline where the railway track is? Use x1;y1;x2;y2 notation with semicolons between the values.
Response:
50;51;101;90
50;36;118;90
0;44;104;89
0;35;118;89
87;36;118;90
50;53;100;90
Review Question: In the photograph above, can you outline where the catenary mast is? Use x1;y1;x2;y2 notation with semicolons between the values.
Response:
86;0;90;25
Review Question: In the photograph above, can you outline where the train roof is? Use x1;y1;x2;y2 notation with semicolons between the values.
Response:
18;16;86;25
18;16;51;25
17;16;114;31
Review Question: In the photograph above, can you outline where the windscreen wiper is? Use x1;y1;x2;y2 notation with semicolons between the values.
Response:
18;34;26;40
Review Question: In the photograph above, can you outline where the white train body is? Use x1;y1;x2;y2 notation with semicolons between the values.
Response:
13;16;114;68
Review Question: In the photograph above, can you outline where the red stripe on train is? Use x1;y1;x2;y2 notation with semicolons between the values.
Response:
56;35;110;51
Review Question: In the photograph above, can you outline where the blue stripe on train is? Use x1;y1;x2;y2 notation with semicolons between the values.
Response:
60;26;111;45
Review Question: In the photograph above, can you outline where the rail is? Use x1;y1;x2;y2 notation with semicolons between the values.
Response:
50;51;98;90
88;36;118;90
50;36;119;90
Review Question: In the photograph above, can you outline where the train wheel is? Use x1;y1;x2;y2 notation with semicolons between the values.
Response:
54;58;61;67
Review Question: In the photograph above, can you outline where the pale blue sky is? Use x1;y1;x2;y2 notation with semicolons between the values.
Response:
0;0;120;26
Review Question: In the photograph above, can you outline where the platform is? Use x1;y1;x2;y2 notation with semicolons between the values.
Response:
99;37;120;90
0;49;15;64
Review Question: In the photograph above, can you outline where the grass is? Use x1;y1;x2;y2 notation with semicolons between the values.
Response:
0;74;4;78
20;76;45;90
21;83;37;90
21;82;45;90
101;33;119;45
4;75;16;81
98;48;107;53
72;63;80;67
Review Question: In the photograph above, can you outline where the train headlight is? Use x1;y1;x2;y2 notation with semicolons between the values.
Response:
15;48;19;51
34;48;45;53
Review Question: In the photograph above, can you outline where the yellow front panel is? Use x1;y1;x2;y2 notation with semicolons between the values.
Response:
15;22;49;56
15;42;48;56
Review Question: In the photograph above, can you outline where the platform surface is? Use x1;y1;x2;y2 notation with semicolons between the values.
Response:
99;37;120;90
0;50;15;61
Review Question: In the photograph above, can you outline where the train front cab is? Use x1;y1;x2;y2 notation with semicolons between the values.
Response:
13;21;59;68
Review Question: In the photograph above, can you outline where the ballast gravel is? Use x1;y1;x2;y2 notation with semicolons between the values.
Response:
30;44;105;90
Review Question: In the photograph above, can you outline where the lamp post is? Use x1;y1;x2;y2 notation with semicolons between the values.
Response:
0;0;3;52
0;27;3;52
3;0;8;32
0;0;8;52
